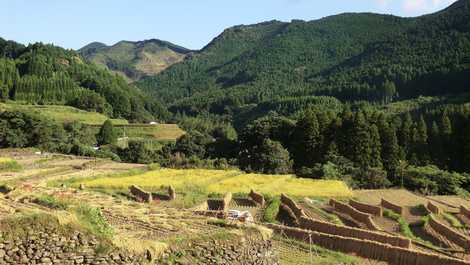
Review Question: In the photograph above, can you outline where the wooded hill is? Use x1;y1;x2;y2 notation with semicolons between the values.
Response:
79;39;191;82
0;39;169;122
137;0;470;121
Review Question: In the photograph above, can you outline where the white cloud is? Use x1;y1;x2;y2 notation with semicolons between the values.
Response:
402;0;457;14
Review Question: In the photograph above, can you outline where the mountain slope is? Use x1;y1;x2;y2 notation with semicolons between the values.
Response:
79;39;191;82
0;39;169;122
137;0;470;118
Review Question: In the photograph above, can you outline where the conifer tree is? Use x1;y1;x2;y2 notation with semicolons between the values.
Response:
352;112;372;169
292;110;320;168
97;120;117;145
369;124;382;167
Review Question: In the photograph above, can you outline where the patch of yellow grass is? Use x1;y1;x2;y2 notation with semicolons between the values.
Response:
78;169;352;198
0;157;15;163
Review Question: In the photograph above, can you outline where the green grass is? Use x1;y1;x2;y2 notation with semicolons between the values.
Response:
383;209;436;248
263;197;281;223
0;157;22;172
0;102;128;125
74;203;114;239
274;235;361;265
87;124;185;141
383;209;416;239
34;194;70;210
442;213;463;228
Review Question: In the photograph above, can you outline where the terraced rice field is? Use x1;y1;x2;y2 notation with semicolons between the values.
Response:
75;169;354;198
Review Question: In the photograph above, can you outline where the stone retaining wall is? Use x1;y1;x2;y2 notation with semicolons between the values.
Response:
349;200;382;216
427;214;470;251
0;229;148;265
267;224;470;265
330;199;379;230
381;199;403;215
157;236;278;265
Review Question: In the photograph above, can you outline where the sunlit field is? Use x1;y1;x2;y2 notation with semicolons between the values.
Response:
77;169;353;197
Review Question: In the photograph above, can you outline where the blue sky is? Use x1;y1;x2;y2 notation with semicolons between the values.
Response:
2;0;457;50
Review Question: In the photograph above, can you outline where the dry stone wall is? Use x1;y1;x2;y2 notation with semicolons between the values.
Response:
381;199;403;215
267;224;470;265
427;214;470;251
0;229;148;265
349;200;382;216
157;236;278;265
330;199;379;230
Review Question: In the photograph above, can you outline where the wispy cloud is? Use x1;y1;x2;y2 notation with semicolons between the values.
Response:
373;0;457;14
403;0;458;14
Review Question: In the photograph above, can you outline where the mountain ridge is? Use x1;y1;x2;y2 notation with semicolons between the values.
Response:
136;0;470;120
79;39;192;82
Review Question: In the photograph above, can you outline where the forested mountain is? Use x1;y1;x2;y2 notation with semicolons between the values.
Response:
137;0;470;120
79;39;191;82
0;38;169;122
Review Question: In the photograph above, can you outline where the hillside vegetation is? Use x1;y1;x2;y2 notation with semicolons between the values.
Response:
137;0;470;121
0;39;170;122
79;39;191;82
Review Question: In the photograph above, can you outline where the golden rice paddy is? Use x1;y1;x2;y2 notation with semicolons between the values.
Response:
78;169;353;198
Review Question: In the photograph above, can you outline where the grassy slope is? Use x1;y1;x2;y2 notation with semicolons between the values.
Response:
0;102;128;125
0;102;185;141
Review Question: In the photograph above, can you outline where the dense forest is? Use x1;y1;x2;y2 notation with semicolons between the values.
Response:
137;0;470;125
0;39;169;121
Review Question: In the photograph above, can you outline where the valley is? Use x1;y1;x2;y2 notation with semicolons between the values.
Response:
1;0;470;264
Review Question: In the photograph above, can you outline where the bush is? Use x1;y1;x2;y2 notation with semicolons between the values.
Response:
352;167;391;189
263;197;281;223
0;158;22;172
402;165;464;195
34;195;69;210
74;204;113;238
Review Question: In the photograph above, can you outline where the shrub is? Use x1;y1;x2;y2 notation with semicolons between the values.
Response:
402;165;464;195
34;195;69;210
263;197;281;223
0;158;22;172
74;204;113;238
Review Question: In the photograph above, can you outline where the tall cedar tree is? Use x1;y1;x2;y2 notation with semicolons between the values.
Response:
97;120;117;145
292;110;320;169
351;112;372;170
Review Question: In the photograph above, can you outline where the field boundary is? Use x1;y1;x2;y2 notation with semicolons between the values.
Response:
330;199;379;230
427;214;470;251
267;223;470;265
349;199;383;216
